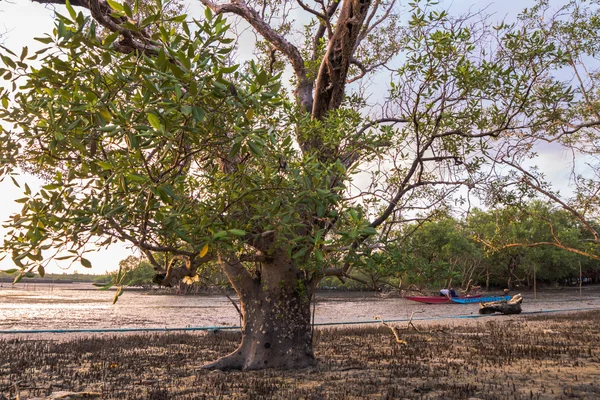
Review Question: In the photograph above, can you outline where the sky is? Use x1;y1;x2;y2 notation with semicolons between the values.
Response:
0;0;580;274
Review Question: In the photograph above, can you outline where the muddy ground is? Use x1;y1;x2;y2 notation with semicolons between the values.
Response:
2;283;600;335
1;310;599;399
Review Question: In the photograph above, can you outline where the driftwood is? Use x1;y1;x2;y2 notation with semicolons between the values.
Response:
479;294;523;315
373;313;426;345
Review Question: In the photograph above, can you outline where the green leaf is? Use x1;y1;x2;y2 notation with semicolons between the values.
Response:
247;140;262;156
316;203;325;218
147;113;161;130
19;47;29;62
256;70;268;85
103;32;119;47
126;173;148;182
169;14;187;23
360;226;378;236
158;184;178;201
97;161;112;171
292;247;308;259
81;257;92;268
123;1;133;18
213;231;228;239
34;36;54;44
220;64;239;74
191;106;205;122
112;286;124;304
229;140;242;157
315;249;324;263
2;269;19;274
228;229;246;236
94;281;113;290
38;265;45;278
65;0;77;19
0;54;16;69
199;243;209;258
107;0;124;13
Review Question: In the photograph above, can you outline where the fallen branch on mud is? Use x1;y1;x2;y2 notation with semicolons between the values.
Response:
373;315;421;345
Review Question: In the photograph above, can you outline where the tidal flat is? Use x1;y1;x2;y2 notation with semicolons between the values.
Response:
1;284;600;399
1;309;600;399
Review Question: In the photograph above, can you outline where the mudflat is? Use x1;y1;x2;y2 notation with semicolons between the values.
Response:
1;283;600;336
0;311;600;399
1;301;600;398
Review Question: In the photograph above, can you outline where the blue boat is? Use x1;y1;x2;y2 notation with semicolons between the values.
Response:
451;295;513;304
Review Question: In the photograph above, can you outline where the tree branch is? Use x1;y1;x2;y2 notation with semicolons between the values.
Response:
310;0;341;62
502;157;600;243
198;0;313;113
312;0;372;121
32;0;160;54
32;0;89;6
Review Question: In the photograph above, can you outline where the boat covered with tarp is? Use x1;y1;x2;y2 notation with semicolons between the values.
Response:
404;294;482;304
451;295;512;304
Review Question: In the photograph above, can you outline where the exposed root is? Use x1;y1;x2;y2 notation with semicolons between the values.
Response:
407;311;422;332
201;351;245;371
201;346;316;371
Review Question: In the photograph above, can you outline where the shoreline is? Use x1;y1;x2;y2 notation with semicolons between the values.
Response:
2;284;599;341
2;305;599;342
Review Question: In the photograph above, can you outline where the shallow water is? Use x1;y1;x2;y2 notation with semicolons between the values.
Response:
1;282;599;331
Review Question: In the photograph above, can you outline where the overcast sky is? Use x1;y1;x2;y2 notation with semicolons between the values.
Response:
0;0;578;274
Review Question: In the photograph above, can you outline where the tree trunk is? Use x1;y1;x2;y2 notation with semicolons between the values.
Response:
203;254;316;370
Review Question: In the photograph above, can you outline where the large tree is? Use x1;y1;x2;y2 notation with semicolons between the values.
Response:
0;0;596;370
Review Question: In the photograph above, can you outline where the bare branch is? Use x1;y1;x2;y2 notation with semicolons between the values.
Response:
502;158;600;243
476;238;600;261
355;0;396;51
296;0;326;20
310;0;341;61
198;0;313;112
355;117;409;137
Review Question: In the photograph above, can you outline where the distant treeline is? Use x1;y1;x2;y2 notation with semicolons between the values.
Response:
101;202;600;294
3;201;599;294
0;272;109;284
327;202;600;292
0;277;74;284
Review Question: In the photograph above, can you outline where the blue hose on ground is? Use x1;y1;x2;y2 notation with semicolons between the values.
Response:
1;305;599;335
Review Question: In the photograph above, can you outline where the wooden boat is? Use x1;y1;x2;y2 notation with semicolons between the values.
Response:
451;295;512;304
404;294;482;304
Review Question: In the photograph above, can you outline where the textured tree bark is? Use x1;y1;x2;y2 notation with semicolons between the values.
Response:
311;0;372;121
204;253;316;370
